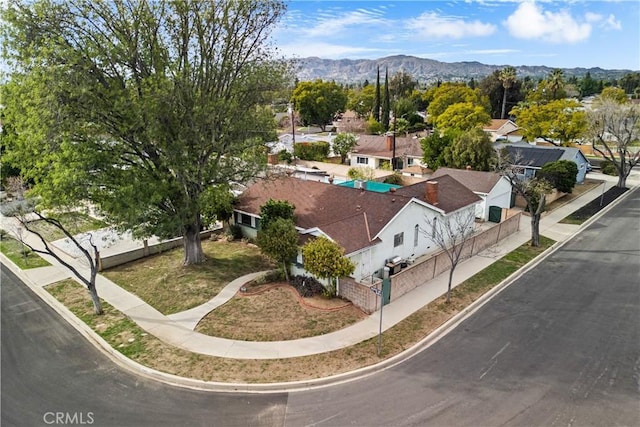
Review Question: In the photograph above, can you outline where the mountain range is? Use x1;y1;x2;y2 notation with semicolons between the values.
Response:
293;55;634;85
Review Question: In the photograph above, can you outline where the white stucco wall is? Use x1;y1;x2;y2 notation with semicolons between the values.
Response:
481;177;513;220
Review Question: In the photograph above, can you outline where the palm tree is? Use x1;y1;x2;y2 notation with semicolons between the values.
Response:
548;68;565;100
499;66;517;119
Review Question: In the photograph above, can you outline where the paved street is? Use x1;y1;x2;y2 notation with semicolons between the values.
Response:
2;187;638;426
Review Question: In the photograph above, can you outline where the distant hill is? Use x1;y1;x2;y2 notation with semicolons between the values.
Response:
293;55;634;85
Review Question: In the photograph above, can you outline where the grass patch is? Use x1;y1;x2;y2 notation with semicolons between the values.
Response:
28;212;108;241
49;237;554;384
0;234;50;269
103;240;274;314
195;285;367;341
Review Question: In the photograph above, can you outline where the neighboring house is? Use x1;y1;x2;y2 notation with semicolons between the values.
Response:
233;175;480;284
333;110;366;133
430;167;513;221
483;119;520;142
349;133;425;171
270;133;336;155
501;143;590;184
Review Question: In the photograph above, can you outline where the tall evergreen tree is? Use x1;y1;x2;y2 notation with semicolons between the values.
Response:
374;66;381;122
382;67;390;130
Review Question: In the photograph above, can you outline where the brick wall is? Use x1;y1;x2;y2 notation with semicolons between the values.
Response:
338;276;380;313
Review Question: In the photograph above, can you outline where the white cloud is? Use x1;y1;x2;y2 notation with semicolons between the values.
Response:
504;2;592;43
276;42;382;60
406;12;496;39
300;8;389;38
603;14;622;30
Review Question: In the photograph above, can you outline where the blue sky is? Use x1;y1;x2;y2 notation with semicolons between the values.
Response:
272;0;640;70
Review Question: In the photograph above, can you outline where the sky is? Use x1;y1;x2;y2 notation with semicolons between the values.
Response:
272;0;640;70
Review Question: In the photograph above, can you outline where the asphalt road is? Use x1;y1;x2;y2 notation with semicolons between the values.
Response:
2;188;639;427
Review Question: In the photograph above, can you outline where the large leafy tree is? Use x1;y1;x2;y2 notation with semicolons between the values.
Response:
302;236;355;297
444;127;496;171
421;129;456;171
258;199;295;231
587;98;640;188
292;79;347;131
510;99;587;145
347;85;376;118
2;0;290;265
434;102;491;132
427;83;490;123
389;70;417;100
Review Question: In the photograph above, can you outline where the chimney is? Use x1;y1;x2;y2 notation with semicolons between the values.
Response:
386;134;393;151
425;181;438;206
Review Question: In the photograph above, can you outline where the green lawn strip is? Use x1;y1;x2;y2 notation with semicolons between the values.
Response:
47;280;149;359
0;235;51;269
103;240;275;315
28;212;108;241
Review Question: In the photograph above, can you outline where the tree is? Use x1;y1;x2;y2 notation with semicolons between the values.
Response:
347;85;376;118
496;149;553;247
499;67;517;119
548;69;565;100
302;236;355;297
427;83;490;123
257;217;298;282
599;87;628;104
2;0;289;266
586;99;640;188
332;133;358;164
510;99;587;145
389;71;417;100
434;102;491;132
421;209;476;303
444;127;496;171
421;129;455;171
1;196;103;315
579;72;600;97
200;185;236;231
382;68;391;130
479;70;524;119
258;199;295;231
292;80;347;131
374;66;381;122
539;160;578;193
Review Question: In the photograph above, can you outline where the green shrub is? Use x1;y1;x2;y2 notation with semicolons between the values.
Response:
600;160;618;176
293;142;330;161
227;224;243;240
383;172;403;185
278;150;293;164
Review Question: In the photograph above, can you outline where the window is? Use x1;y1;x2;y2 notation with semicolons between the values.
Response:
241;213;252;226
357;157;368;164
394;232;404;247
414;224;419;247
407;158;414;166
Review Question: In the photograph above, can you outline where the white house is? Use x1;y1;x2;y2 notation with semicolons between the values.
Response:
349;133;426;171
430;167;513;221
233;175;480;284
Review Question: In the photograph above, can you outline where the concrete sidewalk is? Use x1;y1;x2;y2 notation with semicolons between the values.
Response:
1;173;634;360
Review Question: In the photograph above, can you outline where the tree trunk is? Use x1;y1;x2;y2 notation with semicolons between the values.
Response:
282;260;290;282
88;285;103;315
446;268;455;303
530;213;541;247
183;223;205;265
501;88;508;119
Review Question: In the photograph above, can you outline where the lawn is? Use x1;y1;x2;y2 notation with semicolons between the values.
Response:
47;237;555;383
195;284;367;341
27;212;108;241
0;234;50;269
103;239;275;314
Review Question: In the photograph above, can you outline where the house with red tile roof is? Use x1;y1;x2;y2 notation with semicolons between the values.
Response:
349;133;426;171
233;174;480;284
430;167;513;221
